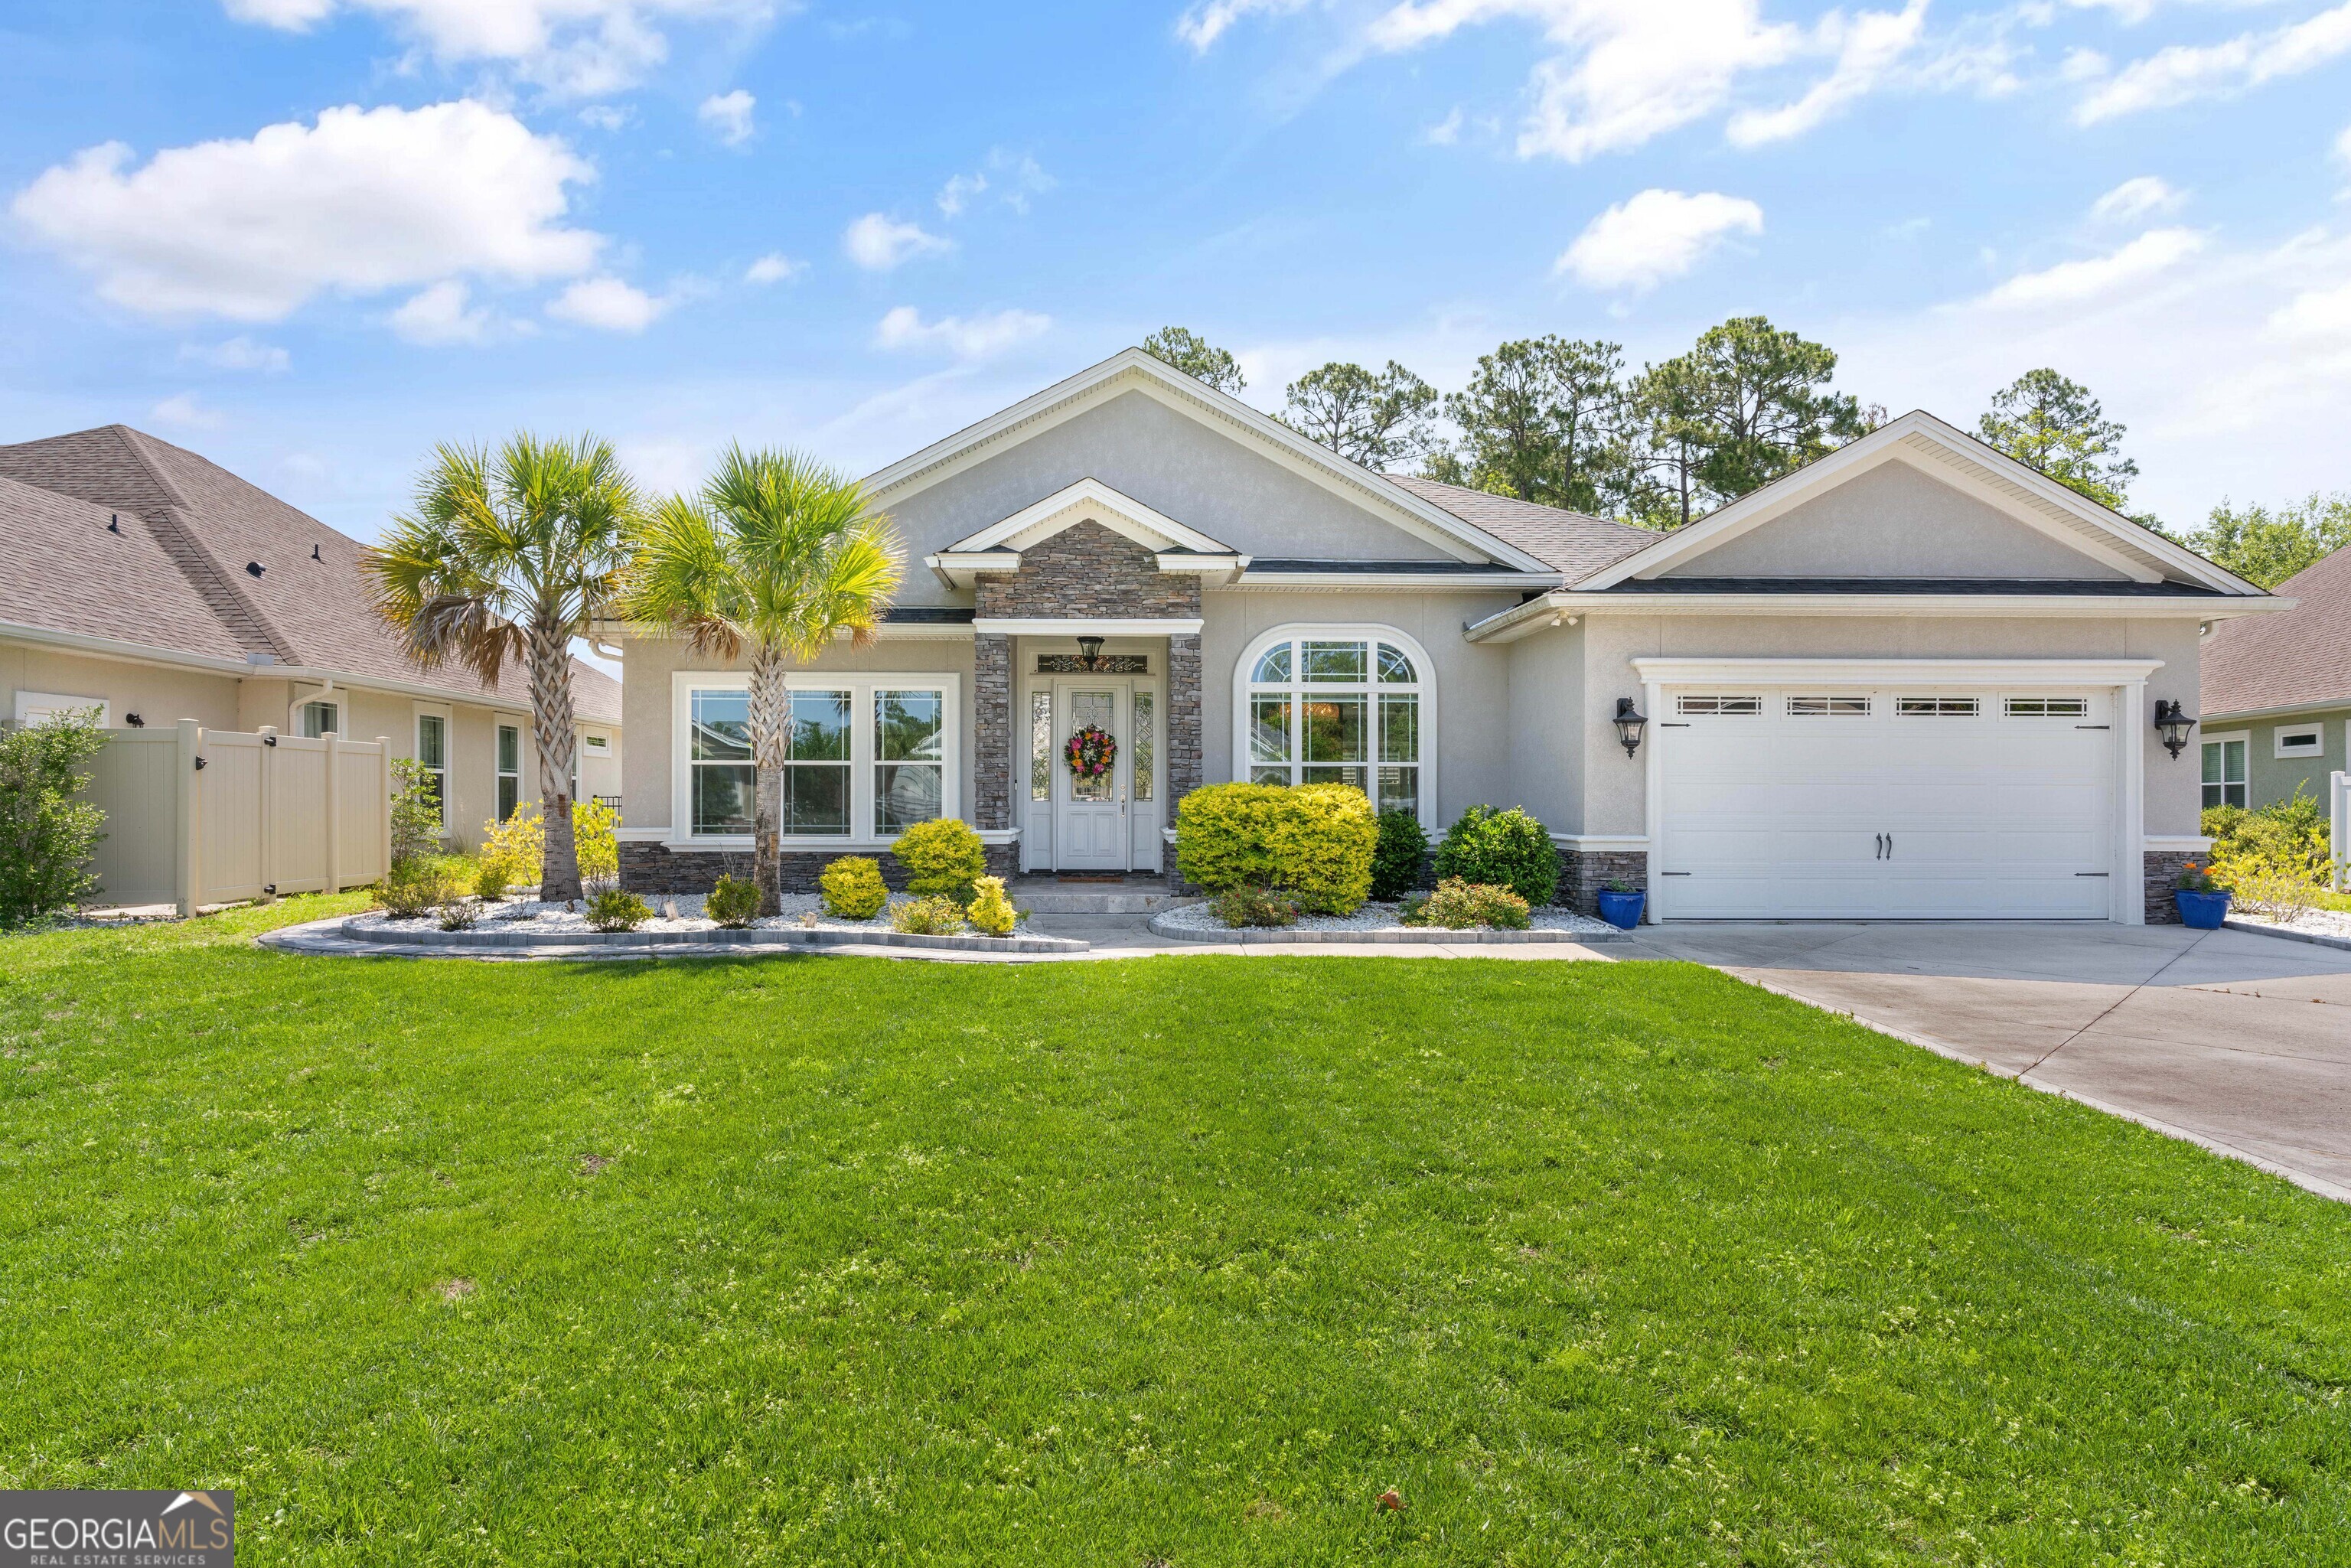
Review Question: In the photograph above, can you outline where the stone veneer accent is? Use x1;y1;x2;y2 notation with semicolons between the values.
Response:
974;519;1202;621
973;633;1012;830
2143;847;2197;924
623;840;1019;897
1557;847;1650;915
1166;632;1203;804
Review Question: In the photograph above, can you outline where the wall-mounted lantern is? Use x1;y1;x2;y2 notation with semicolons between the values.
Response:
1613;696;1648;758
2154;699;2196;759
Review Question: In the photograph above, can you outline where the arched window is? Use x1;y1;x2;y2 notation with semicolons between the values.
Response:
1243;631;1425;818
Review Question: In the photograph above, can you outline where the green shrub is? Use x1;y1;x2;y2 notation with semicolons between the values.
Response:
573;797;621;892
380;855;463;919
1402;877;1531;930
2199;803;2248;846
1175;781;1377;914
586;889;651;932
1369;809;1428;901
437;895;481;931
389;758;445;868
891;895;966;935
0;708;109;928
892;818;986;902
965;875;1019;937
1209;884;1296;928
1433;805;1557;906
820;856;889;920
706;874;761;928
471;856;512;902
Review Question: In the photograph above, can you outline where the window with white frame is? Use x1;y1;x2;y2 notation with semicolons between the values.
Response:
2276;724;2326;759
415;712;448;827
1244;632;1423;817
298;699;340;738
496;722;522;820
680;675;955;841
2202;734;2247;810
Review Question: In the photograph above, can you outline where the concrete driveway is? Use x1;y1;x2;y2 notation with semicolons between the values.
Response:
1622;922;2351;1201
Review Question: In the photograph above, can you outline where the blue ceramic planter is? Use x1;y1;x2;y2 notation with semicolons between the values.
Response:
1597;888;1647;931
2174;888;2229;930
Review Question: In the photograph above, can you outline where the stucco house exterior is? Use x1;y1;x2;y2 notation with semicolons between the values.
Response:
609;349;2279;923
0;424;622;849
2199;543;2350;813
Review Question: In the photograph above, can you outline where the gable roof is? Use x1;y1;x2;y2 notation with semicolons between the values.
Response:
862;347;1556;575
1384;474;1658;579
1573;411;2268;596
0;425;620;724
2202;544;2351;719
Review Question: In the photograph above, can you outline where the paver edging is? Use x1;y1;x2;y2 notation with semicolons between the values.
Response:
1144;912;1625;946
337;917;1089;955
2222;917;2351;954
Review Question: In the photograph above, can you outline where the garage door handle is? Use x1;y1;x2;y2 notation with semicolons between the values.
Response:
2075;872;2109;877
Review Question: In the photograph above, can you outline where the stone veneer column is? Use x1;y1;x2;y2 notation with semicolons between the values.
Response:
973;632;1012;832
1166;633;1203;805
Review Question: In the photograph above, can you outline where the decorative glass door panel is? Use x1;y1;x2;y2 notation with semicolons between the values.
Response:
1055;682;1127;870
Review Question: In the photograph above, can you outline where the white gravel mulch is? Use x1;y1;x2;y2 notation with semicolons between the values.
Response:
349;892;947;937
1154;898;1615;936
2230;906;2351;942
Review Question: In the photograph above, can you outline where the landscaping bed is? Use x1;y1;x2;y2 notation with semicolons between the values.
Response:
2226;907;2351;950
342;893;1087;954
1151;898;1618;943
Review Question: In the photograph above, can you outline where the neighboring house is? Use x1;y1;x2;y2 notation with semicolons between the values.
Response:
0;424;622;849
605;348;2279;922
2199;543;2349;814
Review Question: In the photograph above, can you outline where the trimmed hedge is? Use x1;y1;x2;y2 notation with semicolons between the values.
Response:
1175;783;1377;915
1369;809;1429;901
892;818;986;902
1433;805;1557;906
820;856;889;920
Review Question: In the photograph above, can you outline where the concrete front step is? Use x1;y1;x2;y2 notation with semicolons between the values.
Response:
1007;879;1201;915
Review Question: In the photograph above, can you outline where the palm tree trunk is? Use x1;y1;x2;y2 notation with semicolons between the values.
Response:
748;641;789;916
530;617;584;903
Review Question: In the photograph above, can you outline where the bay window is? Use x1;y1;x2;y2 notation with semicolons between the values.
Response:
1242;630;1427;818
676;673;957;843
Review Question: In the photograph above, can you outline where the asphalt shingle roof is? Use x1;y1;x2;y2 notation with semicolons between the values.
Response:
1381;474;1661;579
0;425;620;724
2201;544;2351;719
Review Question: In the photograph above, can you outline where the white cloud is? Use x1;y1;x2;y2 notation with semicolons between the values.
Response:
1421;106;1465;145
1727;0;1929;146
546;275;669;331
2271;279;2351;337
698;89;755;145
181;335;290;372
1557;188;1763;291
1981;227;2207;308
390;279;497;344
2089;175;2185;223
843;213;952;271
579;104;634;131
2076;1;2351;123
936;150;1055;217
744;252;803;284
937;172;985;217
150;393;225;429
220;0;778;97
10;101;600;322
873;305;1050;359
2336;122;2351;165
1176;0;1309;51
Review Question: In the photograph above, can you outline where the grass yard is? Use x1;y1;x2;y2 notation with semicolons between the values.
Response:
3;900;2349;1565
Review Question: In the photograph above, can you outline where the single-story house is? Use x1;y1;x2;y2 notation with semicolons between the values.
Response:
2199;542;2349;813
608;348;2280;923
0;423;622;848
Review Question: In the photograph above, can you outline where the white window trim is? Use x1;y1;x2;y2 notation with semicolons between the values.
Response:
494;716;525;818
2202;730;2249;811
1231;622;1436;819
413;703;452;831
670;670;961;849
13;690;109;725
2274;722;2327;759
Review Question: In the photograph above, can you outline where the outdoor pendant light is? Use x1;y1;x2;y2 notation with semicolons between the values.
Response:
1076;634;1107;672
2154;699;2196;759
1613;696;1648;758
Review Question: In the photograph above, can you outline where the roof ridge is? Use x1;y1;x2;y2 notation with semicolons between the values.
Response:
109;425;297;663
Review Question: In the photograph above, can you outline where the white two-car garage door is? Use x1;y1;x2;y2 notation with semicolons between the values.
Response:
1653;686;2120;920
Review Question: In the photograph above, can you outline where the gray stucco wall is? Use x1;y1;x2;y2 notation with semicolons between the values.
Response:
1563;611;2206;837
880;390;1459;593
1659;460;2133;581
1505;623;1588;835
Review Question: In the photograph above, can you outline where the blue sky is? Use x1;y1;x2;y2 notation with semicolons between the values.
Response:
2;0;2346;561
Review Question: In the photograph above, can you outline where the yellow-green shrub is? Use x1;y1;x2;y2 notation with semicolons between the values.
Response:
965;875;1019;937
892;817;986;901
891;895;966;936
1175;782;1376;914
480;807;545;891
573;797;621;887
820;856;889;920
2212;839;2327;921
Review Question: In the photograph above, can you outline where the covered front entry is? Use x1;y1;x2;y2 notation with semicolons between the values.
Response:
1643;663;2147;921
1019;642;1167;873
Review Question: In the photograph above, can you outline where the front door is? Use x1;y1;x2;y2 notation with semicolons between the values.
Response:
1054;681;1129;872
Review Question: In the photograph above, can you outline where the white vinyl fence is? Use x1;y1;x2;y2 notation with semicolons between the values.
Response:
83;720;391;914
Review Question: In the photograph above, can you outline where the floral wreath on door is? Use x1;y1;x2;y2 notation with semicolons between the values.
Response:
1065;724;1116;780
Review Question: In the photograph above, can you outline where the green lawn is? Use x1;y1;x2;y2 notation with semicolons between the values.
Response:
3;900;2348;1565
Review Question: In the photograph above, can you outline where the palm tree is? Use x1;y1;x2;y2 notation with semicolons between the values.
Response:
364;435;641;902
622;446;903;914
